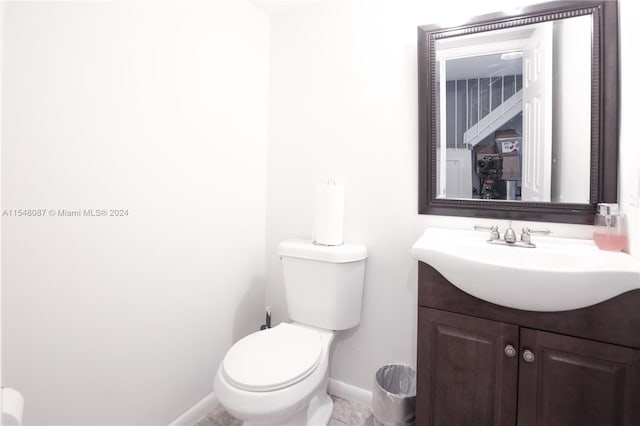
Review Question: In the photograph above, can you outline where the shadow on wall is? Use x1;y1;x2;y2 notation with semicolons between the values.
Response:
232;277;266;343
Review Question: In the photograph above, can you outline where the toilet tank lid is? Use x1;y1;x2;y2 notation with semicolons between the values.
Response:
278;239;367;263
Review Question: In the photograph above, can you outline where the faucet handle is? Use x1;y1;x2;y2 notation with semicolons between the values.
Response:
522;227;551;235
521;227;551;243
474;225;497;231
474;225;500;241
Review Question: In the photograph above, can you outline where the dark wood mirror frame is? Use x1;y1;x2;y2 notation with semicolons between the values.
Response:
418;0;619;224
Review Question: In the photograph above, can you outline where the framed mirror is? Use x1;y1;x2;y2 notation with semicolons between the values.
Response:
418;0;618;224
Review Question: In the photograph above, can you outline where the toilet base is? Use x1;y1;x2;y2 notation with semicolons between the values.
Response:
243;388;333;426
214;324;336;425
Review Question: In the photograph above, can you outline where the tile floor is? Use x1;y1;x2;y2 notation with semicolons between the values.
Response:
194;395;374;426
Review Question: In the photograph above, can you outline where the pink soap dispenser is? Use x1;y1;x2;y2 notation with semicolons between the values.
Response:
593;203;628;252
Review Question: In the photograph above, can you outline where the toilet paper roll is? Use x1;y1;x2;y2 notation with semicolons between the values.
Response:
312;182;344;246
2;388;24;426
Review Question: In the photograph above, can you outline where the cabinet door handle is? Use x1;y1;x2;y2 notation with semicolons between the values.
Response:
523;349;535;363
504;344;517;357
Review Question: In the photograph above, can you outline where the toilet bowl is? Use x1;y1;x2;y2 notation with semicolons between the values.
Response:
214;323;335;425
213;239;367;426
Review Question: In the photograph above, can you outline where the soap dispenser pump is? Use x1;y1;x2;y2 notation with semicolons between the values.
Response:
593;203;628;252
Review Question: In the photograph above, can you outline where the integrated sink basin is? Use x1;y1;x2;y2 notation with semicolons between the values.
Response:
411;227;640;312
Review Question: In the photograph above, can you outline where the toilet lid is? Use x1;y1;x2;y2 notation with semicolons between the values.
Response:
222;323;322;392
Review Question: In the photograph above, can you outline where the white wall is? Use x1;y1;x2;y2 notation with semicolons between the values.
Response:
1;1;269;424
266;0;638;394
619;0;640;256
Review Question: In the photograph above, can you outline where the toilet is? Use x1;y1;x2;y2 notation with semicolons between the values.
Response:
213;238;367;426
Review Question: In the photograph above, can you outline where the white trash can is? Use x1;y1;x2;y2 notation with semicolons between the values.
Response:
372;364;416;426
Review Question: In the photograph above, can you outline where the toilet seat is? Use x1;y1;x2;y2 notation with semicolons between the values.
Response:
221;323;322;392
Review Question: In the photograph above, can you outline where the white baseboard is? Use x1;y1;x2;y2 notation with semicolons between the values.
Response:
328;379;372;409
169;381;369;425
168;392;218;426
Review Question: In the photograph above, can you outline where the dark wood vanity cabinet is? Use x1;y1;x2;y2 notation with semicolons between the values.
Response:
517;328;640;426
418;308;518;425
417;263;640;426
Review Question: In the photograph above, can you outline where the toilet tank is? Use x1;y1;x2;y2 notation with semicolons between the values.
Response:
278;239;367;331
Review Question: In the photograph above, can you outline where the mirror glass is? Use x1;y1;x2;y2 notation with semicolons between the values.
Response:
435;15;592;203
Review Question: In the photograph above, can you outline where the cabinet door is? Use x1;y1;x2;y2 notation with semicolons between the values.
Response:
518;328;640;426
417;308;519;426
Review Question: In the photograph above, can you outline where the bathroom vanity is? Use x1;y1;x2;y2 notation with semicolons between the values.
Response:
413;0;635;423
416;262;640;426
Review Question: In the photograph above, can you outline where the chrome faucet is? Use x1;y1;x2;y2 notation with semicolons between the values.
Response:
474;223;550;248
504;222;517;244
